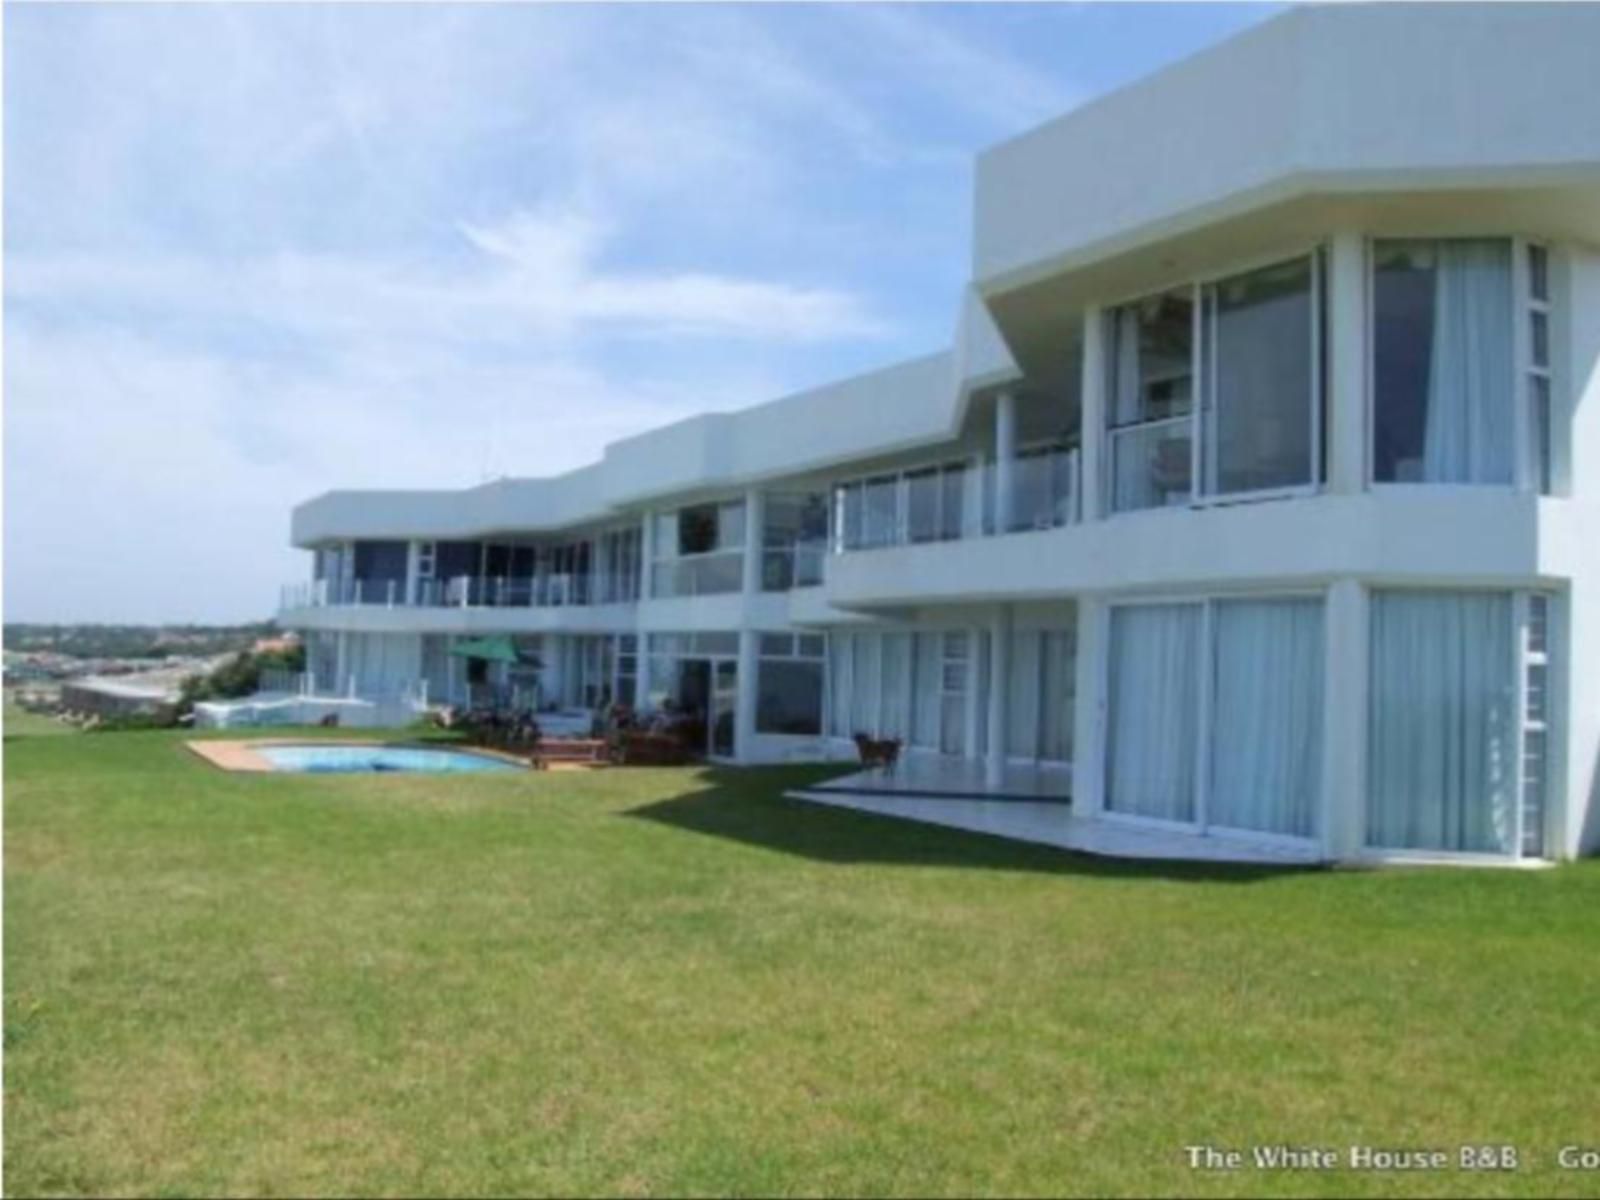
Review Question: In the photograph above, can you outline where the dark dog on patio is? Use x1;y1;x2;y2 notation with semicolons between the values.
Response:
853;732;902;772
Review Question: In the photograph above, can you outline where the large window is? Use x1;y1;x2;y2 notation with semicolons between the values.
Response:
1004;628;1077;763
755;634;826;736
1106;289;1194;512
761;493;829;591
1105;596;1323;838
1202;257;1318;496
827;628;971;755
651;501;745;597
1368;590;1551;857
1373;239;1515;485
1107;255;1320;512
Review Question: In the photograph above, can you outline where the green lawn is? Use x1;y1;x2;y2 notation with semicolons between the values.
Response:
6;729;1599;1198
3;699;76;738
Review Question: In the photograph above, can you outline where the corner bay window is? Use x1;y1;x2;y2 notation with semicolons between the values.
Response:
1373;238;1554;491
1107;253;1321;512
1367;590;1552;857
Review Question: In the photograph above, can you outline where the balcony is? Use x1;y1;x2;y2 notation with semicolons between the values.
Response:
649;549;744;599
279;572;632;613
833;448;1080;556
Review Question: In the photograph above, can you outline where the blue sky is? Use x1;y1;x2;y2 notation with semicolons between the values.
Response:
4;2;1276;623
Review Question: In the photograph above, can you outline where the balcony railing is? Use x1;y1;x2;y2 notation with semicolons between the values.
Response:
834;448;1081;555
649;549;744;599
279;572;634;613
761;540;827;591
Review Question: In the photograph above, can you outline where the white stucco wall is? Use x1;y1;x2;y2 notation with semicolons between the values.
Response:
974;4;1600;291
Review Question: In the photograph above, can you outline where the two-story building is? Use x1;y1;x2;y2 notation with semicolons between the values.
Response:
278;4;1600;866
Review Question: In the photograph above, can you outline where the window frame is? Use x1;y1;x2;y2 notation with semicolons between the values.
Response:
1103;244;1326;516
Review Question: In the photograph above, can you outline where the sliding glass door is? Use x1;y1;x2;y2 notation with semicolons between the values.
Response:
1207;599;1324;838
1105;595;1324;839
1105;604;1204;823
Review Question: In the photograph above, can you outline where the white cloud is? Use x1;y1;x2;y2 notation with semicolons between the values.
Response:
2;2;1094;622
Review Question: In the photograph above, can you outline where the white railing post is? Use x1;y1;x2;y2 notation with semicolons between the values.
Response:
347;673;357;700
386;579;396;608
459;576;470;609
496;576;506;607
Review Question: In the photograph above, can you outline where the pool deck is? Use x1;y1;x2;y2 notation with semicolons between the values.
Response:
185;739;532;772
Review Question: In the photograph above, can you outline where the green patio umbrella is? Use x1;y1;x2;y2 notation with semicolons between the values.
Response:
448;635;536;667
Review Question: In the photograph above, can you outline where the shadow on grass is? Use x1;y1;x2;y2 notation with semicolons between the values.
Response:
626;765;1315;884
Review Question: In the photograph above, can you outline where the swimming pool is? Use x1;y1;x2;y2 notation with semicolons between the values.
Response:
254;744;521;774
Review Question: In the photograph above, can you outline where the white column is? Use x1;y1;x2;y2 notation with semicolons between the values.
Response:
1320;579;1369;860
1078;305;1106;523
639;509;655;601
1327;231;1368;495
404;541;421;606
1070;597;1105;818
740;488;764;597
735;629;759;764
985;604;1013;788
335;631;349;699
993;391;1018;535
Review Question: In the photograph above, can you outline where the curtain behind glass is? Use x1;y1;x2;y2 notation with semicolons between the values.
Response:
827;635;850;737
1006;630;1042;758
1208;599;1324;837
913;633;941;748
850;634;878;734
1368;592;1517;852
1423;241;1514;483
880;633;911;740
1039;630;1075;763
1106;604;1202;822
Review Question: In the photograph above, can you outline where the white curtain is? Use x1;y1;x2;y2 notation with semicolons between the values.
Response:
1208;599;1324;837
1368;592;1517;853
1007;630;1042;759
1039;629;1076;763
1106;604;1202;822
913;633;941;749
1112;306;1143;425
880;633;911;740
850;634;878;734
827;635;850;737
1423;241;1514;484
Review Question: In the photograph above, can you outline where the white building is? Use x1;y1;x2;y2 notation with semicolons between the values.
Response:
279;5;1600;866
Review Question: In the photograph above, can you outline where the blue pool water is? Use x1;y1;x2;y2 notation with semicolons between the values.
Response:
256;744;520;774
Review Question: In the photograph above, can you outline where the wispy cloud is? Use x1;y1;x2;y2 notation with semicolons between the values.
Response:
8;2;1258;621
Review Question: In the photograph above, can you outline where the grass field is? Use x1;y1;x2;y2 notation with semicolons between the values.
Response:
6;727;1600;1197
2;699;76;738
